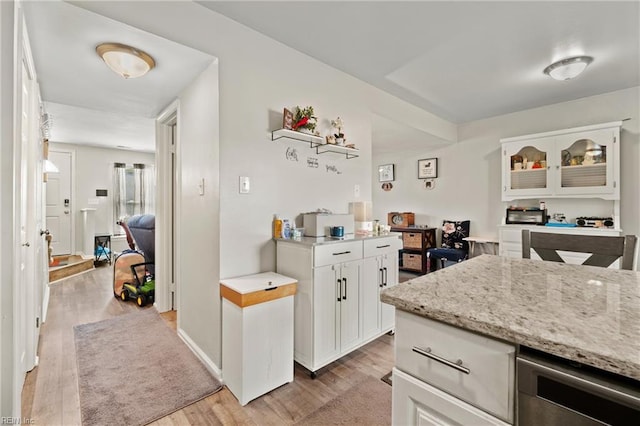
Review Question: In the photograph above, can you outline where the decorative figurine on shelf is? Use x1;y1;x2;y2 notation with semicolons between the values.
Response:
292;106;317;134
331;116;345;145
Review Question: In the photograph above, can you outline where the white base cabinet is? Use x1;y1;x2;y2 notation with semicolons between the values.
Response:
277;235;401;374
392;309;515;425
393;368;510;426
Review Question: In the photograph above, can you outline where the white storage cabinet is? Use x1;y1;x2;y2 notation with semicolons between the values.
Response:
220;272;297;406
276;235;401;376
362;237;402;340
501;121;621;201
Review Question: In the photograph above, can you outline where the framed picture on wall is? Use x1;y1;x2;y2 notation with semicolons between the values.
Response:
418;158;438;179
283;108;294;130
378;164;395;182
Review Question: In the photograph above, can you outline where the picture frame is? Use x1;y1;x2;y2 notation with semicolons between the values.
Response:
283;108;294;130
378;164;395;182
418;158;438;179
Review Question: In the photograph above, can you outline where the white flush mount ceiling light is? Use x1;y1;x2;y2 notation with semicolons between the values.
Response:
96;43;155;79
543;56;593;81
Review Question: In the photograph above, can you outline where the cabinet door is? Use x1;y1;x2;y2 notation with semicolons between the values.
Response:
555;127;618;198
502;137;554;200
312;265;340;364
380;252;398;331
339;260;361;352
393;369;510;426
362;256;382;340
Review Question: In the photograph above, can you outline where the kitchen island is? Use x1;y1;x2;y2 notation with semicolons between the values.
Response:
381;254;640;424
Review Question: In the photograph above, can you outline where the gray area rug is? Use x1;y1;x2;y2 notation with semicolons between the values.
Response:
74;309;222;426
295;375;391;425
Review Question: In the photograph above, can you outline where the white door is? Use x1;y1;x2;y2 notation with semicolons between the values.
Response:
339;260;361;351
312;264;340;364
46;150;72;255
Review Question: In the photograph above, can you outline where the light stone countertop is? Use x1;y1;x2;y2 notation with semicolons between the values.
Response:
274;232;401;246
381;254;640;381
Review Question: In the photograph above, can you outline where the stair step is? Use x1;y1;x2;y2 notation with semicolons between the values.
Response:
49;257;95;282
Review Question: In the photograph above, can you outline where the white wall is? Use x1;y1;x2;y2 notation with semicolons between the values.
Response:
49;143;154;253
373;87;640;259
176;63;220;368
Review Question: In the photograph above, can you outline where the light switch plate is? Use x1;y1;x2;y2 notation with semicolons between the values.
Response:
240;176;250;194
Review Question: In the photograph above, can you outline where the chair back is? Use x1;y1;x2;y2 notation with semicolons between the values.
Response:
522;229;637;270
127;214;155;274
441;220;470;255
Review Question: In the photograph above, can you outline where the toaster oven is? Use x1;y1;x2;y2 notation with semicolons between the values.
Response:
506;208;547;225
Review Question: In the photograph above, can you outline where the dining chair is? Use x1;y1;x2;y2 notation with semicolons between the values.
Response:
427;220;470;272
521;229;637;270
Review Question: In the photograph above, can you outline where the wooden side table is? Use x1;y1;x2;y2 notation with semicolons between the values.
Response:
391;226;437;275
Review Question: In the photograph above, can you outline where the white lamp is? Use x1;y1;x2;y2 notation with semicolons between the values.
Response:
543;56;593;81
96;43;155;79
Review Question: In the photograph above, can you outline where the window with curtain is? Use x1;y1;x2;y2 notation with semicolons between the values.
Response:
114;163;155;233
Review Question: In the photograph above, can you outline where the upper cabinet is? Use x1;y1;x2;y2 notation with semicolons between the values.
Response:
501;122;621;201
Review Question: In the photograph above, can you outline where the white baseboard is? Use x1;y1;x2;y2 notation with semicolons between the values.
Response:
177;328;224;384
42;284;50;323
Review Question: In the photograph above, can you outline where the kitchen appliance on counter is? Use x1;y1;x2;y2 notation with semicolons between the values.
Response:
303;213;354;237
506;208;547;225
576;217;614;228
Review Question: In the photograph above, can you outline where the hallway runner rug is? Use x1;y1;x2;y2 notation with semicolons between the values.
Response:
74;309;222;426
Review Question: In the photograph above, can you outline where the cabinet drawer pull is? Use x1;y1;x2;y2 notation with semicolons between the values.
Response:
376;244;390;249
337;279;341;302
332;251;351;256
342;278;347;300
383;267;388;286
412;346;470;375
379;268;384;288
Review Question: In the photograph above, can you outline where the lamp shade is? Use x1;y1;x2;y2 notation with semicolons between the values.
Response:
544;56;593;81
96;43;155;79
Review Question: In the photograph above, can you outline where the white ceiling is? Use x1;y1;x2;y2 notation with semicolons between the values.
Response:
200;1;640;124
23;1;215;152
22;1;640;154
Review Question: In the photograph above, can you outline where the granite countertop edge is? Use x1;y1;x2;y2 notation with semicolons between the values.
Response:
381;293;639;381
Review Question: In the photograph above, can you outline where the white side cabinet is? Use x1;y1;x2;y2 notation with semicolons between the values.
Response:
276;235;401;376
501;121;621;201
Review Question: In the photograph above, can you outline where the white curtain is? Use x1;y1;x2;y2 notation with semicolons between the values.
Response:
133;164;155;215
113;163;128;226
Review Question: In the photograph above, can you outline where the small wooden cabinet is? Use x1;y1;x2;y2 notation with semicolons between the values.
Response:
391;227;436;275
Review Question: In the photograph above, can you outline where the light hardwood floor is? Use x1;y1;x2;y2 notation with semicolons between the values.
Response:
22;265;395;425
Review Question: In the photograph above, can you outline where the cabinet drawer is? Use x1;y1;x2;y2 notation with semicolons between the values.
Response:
395;310;515;423
313;241;363;267
392;368;510;426
363;236;401;258
402;232;423;249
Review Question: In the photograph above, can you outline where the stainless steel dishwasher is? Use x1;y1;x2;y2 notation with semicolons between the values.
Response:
518;348;640;425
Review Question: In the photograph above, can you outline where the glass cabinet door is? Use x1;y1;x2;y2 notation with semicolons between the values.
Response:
555;128;616;195
503;137;553;198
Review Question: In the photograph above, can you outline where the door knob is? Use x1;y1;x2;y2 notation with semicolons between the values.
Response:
40;229;50;236
64;210;69;214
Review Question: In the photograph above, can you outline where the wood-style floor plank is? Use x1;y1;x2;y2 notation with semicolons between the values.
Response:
23;264;394;425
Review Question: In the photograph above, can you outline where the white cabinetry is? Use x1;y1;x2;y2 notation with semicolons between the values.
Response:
276;235;401;376
498;225;623;267
501;121;621;201
362;237;402;340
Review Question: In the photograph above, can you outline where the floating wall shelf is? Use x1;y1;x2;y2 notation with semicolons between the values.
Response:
271;128;359;159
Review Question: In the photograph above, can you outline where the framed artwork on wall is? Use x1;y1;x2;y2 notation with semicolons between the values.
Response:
283;108;294;130
418;158;438;179
378;164;395;182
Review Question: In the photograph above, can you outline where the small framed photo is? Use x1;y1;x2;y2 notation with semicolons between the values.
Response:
283;108;294;130
378;164;395;182
418;158;438;179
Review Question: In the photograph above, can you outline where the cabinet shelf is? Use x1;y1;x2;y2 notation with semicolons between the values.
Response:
271;128;359;159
